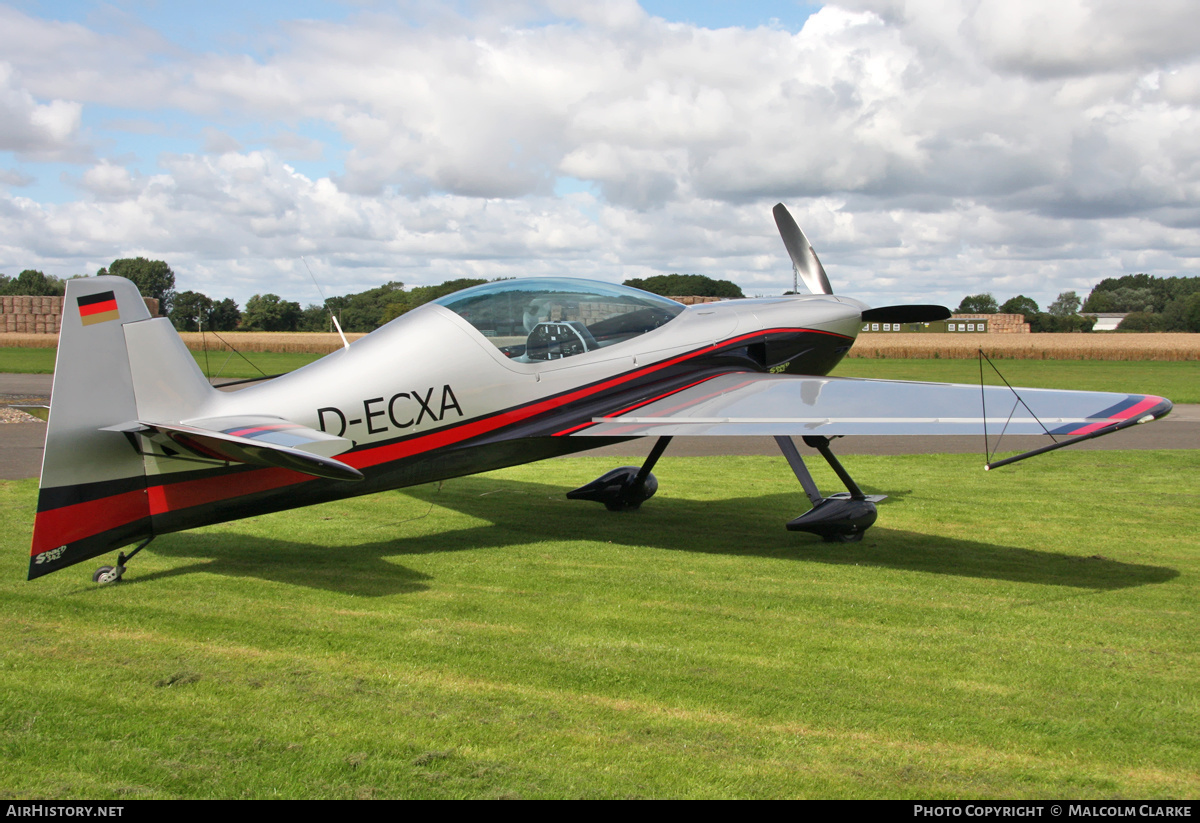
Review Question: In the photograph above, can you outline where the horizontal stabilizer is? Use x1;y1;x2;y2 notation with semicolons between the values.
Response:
571;373;1172;439
127;416;363;481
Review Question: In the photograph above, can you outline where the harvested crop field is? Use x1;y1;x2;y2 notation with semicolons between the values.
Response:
849;332;1200;361
177;332;369;354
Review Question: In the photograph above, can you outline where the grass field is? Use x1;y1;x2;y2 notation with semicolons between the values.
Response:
830;359;1199;404
0;347;321;381
1;452;1196;799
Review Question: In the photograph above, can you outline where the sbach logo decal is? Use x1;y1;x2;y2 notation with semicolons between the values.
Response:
317;385;463;437
35;546;67;564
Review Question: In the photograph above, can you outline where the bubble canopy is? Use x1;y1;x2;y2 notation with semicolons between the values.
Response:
433;278;686;362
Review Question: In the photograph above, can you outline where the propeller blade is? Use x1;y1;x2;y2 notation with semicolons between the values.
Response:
861;305;952;323
773;203;833;295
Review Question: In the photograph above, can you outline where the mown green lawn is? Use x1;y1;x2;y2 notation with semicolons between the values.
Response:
1;451;1196;798
0;347;321;381
832;359;1199;404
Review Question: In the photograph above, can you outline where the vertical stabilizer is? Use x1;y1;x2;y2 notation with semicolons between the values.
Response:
29;277;214;580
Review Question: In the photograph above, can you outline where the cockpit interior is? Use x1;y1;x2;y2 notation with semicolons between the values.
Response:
434;279;686;362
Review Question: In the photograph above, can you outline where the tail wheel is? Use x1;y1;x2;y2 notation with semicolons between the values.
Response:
93;565;124;584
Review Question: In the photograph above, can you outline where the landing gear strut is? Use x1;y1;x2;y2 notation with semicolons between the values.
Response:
567;436;673;511
776;435;885;542
92;536;155;584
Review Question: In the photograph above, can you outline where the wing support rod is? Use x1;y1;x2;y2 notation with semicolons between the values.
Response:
978;348;1057;464
774;435;823;506
984;418;1146;470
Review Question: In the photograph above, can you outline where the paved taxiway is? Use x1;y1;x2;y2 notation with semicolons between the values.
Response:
3;373;1196;480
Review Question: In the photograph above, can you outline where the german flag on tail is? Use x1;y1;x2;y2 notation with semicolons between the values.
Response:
77;290;119;325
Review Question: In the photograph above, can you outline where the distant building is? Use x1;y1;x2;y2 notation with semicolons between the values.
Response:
1081;313;1128;331
861;313;1030;334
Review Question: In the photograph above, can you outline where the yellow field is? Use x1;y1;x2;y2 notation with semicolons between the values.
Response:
850;333;1200;361
3;331;1199;360
177;332;369;354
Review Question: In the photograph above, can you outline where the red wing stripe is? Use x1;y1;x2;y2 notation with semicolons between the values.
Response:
1066;396;1164;436
225;424;304;437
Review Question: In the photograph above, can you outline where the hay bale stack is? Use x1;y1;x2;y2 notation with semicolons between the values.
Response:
952;312;1029;334
0;295;65;335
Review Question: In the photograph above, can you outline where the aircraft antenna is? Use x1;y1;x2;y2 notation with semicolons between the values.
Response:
302;257;350;351
331;314;350;351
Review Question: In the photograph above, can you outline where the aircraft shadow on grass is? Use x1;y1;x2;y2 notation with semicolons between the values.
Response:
140;475;1178;596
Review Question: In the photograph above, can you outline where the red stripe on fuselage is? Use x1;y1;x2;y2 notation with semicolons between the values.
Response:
552;374;728;436
31;488;149;555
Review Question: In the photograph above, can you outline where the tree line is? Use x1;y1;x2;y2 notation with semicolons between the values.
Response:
953;291;1095;332
954;274;1200;332
1;262;747;334
7;259;1196;333
1081;274;1200;332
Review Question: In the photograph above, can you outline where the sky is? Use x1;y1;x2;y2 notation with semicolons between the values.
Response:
1;0;1198;312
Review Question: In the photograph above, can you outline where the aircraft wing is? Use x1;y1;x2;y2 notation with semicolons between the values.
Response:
570;373;1171;457
104;415;364;482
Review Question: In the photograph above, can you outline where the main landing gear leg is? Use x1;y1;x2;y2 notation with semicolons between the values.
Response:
775;435;886;543
93;536;155;584
567;436;673;511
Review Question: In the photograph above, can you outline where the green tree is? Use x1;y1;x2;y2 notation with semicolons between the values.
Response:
1086;273;1199;314
623;274;744;299
999;295;1039;320
208;298;241;331
0;269;65;296
298;303;332;332
1158;292;1200;333
1029;312;1093;333
1048;291;1081;317
336;281;406;332
242;293;301;331
169;290;215;331
1117;312;1161;332
100;258;175;315
955;293;998;314
1083;286;1156;313
382;278;488;322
